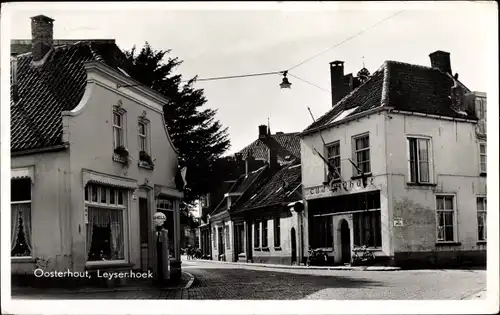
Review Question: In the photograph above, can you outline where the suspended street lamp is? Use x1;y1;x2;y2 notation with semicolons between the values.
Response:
279;71;292;89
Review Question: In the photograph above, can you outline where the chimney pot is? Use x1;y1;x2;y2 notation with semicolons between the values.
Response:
31;15;55;62
429;50;452;75
258;125;268;140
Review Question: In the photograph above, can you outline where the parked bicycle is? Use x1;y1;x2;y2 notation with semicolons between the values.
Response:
306;247;328;266
351;245;376;265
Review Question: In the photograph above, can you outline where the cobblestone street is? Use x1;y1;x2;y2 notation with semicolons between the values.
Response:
11;259;486;300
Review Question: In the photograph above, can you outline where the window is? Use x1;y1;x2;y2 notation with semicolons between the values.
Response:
273;217;281;247
213;228;217;250
310;216;333;248
353;211;382;247
11;178;32;257
138;121;148;153
262;219;268;248
436;195;456;242
327;141;341;181
254;220;260;248
157;196;176;258
225;225;231;249
477;197;487;241
479;143;486;174
352;134;370;175
408;137;431;183
113;109;125;149
85;183;128;262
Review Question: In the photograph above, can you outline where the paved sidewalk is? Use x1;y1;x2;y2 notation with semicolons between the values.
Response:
187;257;401;271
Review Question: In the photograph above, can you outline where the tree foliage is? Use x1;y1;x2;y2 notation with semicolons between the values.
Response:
122;43;231;206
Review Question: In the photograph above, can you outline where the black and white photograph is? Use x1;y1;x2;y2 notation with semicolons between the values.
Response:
1;1;498;314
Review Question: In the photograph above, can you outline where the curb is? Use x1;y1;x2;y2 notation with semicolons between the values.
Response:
185;259;401;271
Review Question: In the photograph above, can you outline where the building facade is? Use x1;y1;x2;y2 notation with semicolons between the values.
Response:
10;15;183;284
300;51;487;267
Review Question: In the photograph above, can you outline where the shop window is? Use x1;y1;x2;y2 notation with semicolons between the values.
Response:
85;183;128;263
157;196;176;258
273;217;281;247
353;211;382;247
262;219;268;248
352;134;371;175
254;220;261;248
213;227;217;250
11;178;32;258
310;216;333;248
225;225;231;249
477;197;487;241
436;195;456;243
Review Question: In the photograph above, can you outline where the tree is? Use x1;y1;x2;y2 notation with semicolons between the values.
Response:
122;43;231;205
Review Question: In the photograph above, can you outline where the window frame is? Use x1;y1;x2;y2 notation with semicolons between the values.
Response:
262;219;268;248
353;210;382;248
11;178;33;259
479;142;486;175
254;220;261;249
435;194;458;243
407;136;433;184
326;141;341;181
225;223;231;250
352;133;371;176
85;183;129;266
476;196;487;241
273;217;281;248
138;117;151;155
112;107;127;150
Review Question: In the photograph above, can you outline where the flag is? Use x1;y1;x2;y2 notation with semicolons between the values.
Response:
180;166;188;187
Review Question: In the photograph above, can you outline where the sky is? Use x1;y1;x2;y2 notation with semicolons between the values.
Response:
4;1;497;155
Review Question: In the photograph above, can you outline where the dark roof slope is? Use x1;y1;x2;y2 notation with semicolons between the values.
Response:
11;41;126;152
238;163;301;212
238;132;300;164
303;61;476;133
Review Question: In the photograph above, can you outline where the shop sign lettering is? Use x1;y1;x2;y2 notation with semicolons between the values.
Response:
306;177;374;197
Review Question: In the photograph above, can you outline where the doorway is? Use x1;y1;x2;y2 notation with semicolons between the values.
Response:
138;197;149;271
291;227;297;264
340;220;351;264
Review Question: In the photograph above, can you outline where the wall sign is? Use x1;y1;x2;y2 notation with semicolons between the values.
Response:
393;218;403;227
132;194;137;201
305;177;375;199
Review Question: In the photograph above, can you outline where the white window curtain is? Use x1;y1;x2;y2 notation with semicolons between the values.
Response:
87;207;124;260
11;203;32;256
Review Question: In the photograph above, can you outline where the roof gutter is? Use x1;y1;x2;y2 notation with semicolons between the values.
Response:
11;143;69;157
299;106;390;138
389;110;478;123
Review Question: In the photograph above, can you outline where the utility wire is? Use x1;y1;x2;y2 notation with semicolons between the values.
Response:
182;10;404;84
288;73;330;93
287;10;405;71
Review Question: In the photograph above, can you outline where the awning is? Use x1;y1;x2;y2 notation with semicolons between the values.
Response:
82;169;138;190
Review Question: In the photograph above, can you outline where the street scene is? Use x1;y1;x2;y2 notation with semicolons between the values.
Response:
11;258;487;300
1;1;497;314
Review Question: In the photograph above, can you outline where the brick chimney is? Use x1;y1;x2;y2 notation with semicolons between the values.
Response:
429;50;452;75
31;15;54;62
329;60;351;107
258;125;268;140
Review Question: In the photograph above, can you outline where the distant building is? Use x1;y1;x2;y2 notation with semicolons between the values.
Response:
300;51;487;267
10;15;184;284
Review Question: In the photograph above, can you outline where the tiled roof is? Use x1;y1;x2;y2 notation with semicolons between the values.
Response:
11;41;125;152
238;132;301;164
238;163;302;212
210;165;268;216
303;60;476;133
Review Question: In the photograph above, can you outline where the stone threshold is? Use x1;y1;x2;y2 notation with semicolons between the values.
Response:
190;259;401;271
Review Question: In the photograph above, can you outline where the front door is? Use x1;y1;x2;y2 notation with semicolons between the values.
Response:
291;228;297;265
138;198;149;271
218;227;225;260
340;220;351;264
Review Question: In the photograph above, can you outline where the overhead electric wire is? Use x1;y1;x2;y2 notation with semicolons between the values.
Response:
189;70;284;83
288;73;330;93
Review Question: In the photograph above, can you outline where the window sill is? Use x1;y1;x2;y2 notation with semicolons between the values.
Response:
261;247;270;252
435;242;462;247
351;173;372;180
406;182;437;187
479;172;487;177
253;247;261;251
323;179;341;185
274;246;282;251
138;161;154;170
12;257;35;263
313;247;334;252
477;240;487;245
352;247;381;252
